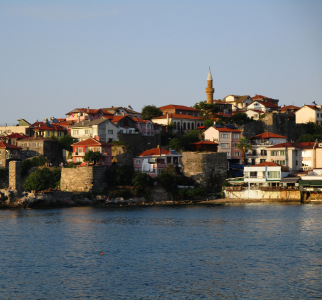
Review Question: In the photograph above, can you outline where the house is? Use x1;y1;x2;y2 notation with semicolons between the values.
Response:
0;133;29;146
32;123;67;139
108;115;137;134
266;142;302;172
71;138;112;166
221;95;253;111
295;104;322;125
299;141;322;170
247;100;280;113
246;132;288;165
16;137;62;165
133;148;181;178
204;125;242;163
65;108;113;122
70;117;118;142
158;104;199;117
103;106;142;119
132;118;157;136
152;113;204;133
0;121;32;137
251;94;279;106
244;162;289;187
246;109;264;120
0;142;22;168
279;105;300;117
189;141;218;152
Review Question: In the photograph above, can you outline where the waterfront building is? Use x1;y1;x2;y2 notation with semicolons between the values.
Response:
299;141;322;170
295;104;322;125
0;142;22;168
70;117;118;143
133;148;181;178
71;138;112;166
204;125;242;163
246;132;288;165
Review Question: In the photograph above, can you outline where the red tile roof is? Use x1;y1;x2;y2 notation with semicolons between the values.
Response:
212;127;241;133
153;114;202;120
158;105;198;111
109;115;131;122
71;138;111;147
1;133;29;139
251;162;281;167
301;105;322;111
0;141;22;149
137;148;175;157
254;100;279;108
279;105;300;110
33;124;66;131
267;142;303;149
250;132;288;139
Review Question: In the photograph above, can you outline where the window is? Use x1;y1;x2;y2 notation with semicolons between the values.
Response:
73;130;79;135
167;157;171;164
140;124;144;128
135;159;141;164
267;171;280;179
226;152;231;157
107;157;110;162
296;160;298;166
295;150;298;156
85;130;89;134
96;147;100;152
260;159;266;163
221;143;229;148
157;158;165;164
221;134;229;139
76;157;83;162
233;152;239;156
108;130;113;135
317;113;320;118
232;134;239;139
0;150;2;155
77;148;83;153
158;169;163;174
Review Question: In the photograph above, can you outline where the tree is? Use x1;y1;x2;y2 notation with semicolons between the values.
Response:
297;134;322;142
194;101;220;120
23;167;61;192
231;113;253;126
58;135;74;151
84;150;102;164
106;165;135;187
141;105;163;120
203;120;214;129
235;137;252;165
169;138;183;153
132;172;154;187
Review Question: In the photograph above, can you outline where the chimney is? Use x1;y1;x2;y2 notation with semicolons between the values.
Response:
82;120;85;125
94;135;100;141
87;106;90;113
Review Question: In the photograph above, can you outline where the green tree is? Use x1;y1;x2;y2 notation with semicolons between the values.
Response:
203;119;214;129
132;172;154;187
194;101;220;120
141;105;163;120
106;165;135;187
169;130;202;152
84;150;102;164
231;113;253;126
169;138;183;152
235;137;252;165
58;135;74;151
297;134;322;142
23;167;61;192
21;156;48;176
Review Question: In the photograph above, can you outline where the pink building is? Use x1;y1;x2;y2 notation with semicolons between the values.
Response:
133;148;182;178
132;118;162;136
71;138;112;166
204;125;242;163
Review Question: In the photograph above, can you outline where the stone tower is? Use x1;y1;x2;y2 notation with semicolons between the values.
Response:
205;68;214;104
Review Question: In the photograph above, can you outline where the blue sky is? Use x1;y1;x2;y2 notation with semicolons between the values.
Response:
0;0;321;124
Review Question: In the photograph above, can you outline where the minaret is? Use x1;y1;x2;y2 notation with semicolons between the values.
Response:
205;68;214;104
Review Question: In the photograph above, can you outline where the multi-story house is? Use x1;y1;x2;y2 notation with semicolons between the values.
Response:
108;115;137;134
133;148;181;178
158;104;199;117
246;132;288;165
251;94;279;106
0;122;32;137
247;100;280;113
103;106;142;119
132;118;161;136
295;105;322;125
300;141;322;170
152;113;204;133
0;142;22;168
279;105;300;117
16;137;62;165
244;162;289;187
221;95;253;111
204;125;242;163
70;117;118;142
65;108;113;122
0;133;29;146
266;142;302;172
32;121;67;139
71;138;112;166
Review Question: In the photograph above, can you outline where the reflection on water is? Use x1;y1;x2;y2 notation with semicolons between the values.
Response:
0;204;321;299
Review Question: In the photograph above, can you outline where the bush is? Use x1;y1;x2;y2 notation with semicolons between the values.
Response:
0;168;8;180
23;167;61;192
21;156;48;176
106;165;135;187
132;172;154;187
84;150;102;164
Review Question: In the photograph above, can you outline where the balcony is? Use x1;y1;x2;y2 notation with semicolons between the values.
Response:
6;154;22;160
73;152;85;156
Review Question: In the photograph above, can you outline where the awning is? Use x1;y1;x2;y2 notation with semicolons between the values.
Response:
310;180;322;186
280;177;299;183
299;180;311;186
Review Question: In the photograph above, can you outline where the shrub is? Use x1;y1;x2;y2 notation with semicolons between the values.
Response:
21;156;48;176
23;167;61;192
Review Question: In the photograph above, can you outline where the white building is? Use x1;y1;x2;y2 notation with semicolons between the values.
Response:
247;100;279;113
295;104;322;125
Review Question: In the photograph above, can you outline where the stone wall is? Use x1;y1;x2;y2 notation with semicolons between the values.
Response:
240;114;308;141
180;152;227;189
9;161;22;194
60;166;107;192
118;133;162;156
111;146;133;166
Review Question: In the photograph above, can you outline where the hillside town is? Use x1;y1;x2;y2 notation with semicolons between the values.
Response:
0;69;321;204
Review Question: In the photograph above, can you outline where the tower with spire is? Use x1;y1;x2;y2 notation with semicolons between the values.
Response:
205;68;214;104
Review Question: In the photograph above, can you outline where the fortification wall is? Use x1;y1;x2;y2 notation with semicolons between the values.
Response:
61;166;107;192
180;152;227;189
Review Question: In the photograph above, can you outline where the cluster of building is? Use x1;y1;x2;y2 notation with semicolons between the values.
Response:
0;69;321;187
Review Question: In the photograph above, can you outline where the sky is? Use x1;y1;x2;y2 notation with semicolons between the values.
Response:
0;0;321;124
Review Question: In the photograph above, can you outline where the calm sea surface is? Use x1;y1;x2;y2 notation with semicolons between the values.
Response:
0;204;321;299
